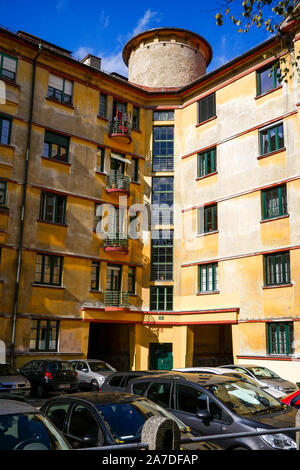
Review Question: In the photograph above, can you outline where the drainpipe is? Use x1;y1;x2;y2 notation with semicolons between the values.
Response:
10;43;42;365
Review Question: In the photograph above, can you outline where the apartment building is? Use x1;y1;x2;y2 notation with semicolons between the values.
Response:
0;22;300;381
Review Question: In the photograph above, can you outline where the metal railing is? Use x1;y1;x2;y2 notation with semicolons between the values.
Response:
104;233;129;250
110;119;132;138
104;290;129;308
107;174;130;192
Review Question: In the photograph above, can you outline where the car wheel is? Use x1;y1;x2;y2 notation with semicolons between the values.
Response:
91;379;99;391
36;384;45;398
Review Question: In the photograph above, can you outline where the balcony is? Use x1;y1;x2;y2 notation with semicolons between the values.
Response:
104;290;129;310
104;233;129;253
106;174;130;195
109;119;132;143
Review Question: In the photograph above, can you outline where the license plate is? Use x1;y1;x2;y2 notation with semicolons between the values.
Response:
59;384;70;389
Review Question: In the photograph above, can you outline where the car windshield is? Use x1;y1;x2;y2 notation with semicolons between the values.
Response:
0;364;19;376
89;362;115;372
246;367;280;379
0;412;69;450
97;399;187;441
207;380;285;417
47;362;74;373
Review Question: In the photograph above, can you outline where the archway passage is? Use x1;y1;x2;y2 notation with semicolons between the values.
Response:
87;323;134;371
191;324;233;367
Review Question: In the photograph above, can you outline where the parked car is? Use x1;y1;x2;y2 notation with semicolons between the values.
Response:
101;370;168;393
0;398;71;450
219;364;298;397
126;372;298;450
41;391;221;450
69;359;116;390
20;359;79;398
173;367;285;399
0;363;31;397
281;390;300;409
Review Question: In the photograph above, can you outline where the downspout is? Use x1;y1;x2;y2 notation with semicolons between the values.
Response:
10;42;42;365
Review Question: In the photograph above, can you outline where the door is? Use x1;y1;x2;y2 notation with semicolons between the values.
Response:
110;157;125;176
66;403;104;449
75;361;91;388
149;343;173;370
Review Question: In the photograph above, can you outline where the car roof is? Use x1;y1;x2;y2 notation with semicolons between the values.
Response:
0;399;38;415
173;367;238;374
42;391;150;406
127;371;239;386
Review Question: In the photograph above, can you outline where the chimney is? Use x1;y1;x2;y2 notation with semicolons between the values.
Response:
81;54;101;70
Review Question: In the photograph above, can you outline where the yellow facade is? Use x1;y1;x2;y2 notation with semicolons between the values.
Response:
0;24;300;381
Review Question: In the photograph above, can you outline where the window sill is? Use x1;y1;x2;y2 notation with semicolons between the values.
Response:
196;116;217;128
97;115;108;122
260;214;289;224
0;142;15;151
32;283;65;290
257;148;286;160
37;219;68;228
41;156;71;167
255;85;283;100
262;283;293;290
95;170;107;176
197;230;219;237
46;97;74;110
90;289;102;293
196;291;220;296
0;206;9;214
0;76;20;89
196;171;218;181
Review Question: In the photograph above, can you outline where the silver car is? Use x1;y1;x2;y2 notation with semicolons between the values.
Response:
69;359;116;390
219;364;298;397
173;366;285;398
0;363;31;397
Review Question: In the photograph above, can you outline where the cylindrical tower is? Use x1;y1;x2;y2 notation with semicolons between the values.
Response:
122;27;212;88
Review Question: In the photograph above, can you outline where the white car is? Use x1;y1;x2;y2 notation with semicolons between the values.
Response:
69;359;116;391
172;366;285;399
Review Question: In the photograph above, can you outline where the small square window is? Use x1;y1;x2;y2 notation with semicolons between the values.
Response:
0;116;12;145
48;74;72;104
267;322;293;356
257;63;280;96
198;204;218;234
264;251;290;286
198;93;216;124
198;148;216;177
262;185;287;220
259;123;284;156
43;131;69;163
199;263;219;292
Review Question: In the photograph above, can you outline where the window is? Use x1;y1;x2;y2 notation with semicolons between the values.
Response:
68;404;101;444
152;126;174;171
152;177;174;225
132;158;139;182
262;185;287;220
153;110;174;121
267;322;294;355
198;93;216;124
0;180;7;205
132;382;150;395
198;204;218;234
198;148;216;178
99;93;107;118
199;263;219;293
29;320;59;351
132;106;140;130
257;63;280;96
35;254;63;286
128;266;136;294
147;382;172;408
0;52;17;81
39;191;66;224
97;147;105;173
151;230;173;281
46;403;69;431
47;74;72;104
0;116;12;145
264;251;290;286
91;261;100;291
176;384;208;414
150;286;173;311
43;131;69;163
259;123;284;156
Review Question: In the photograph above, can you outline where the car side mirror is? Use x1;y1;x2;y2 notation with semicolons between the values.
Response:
196;410;212;421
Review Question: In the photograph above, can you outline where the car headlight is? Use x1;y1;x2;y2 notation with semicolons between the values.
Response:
257;428;297;449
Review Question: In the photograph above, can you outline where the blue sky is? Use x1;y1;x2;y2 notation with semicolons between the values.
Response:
0;0;276;75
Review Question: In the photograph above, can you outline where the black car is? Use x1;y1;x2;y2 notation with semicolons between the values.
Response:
0;363;31;397
41;391;221;450
126;372;298;450
100;370;168;393
20;359;79;398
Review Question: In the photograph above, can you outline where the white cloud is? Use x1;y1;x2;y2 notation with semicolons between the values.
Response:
101;51;128;76
132;9;158;36
100;10;110;29
74;46;95;60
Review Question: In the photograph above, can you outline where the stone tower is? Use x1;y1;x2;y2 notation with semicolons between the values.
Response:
122;27;212;88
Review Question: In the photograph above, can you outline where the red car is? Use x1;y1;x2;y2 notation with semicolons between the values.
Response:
281;390;300;408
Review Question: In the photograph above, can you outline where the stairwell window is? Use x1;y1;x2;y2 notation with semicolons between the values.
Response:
259;122;284;156
35;254;63;286
150;286;173;311
0;52;17;81
262;185;287;220
198;93;216;124
43;131;69;163
152;126;174;171
257;63;280;96
264;251;290;287
48;74;72;105
0;116;12;145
